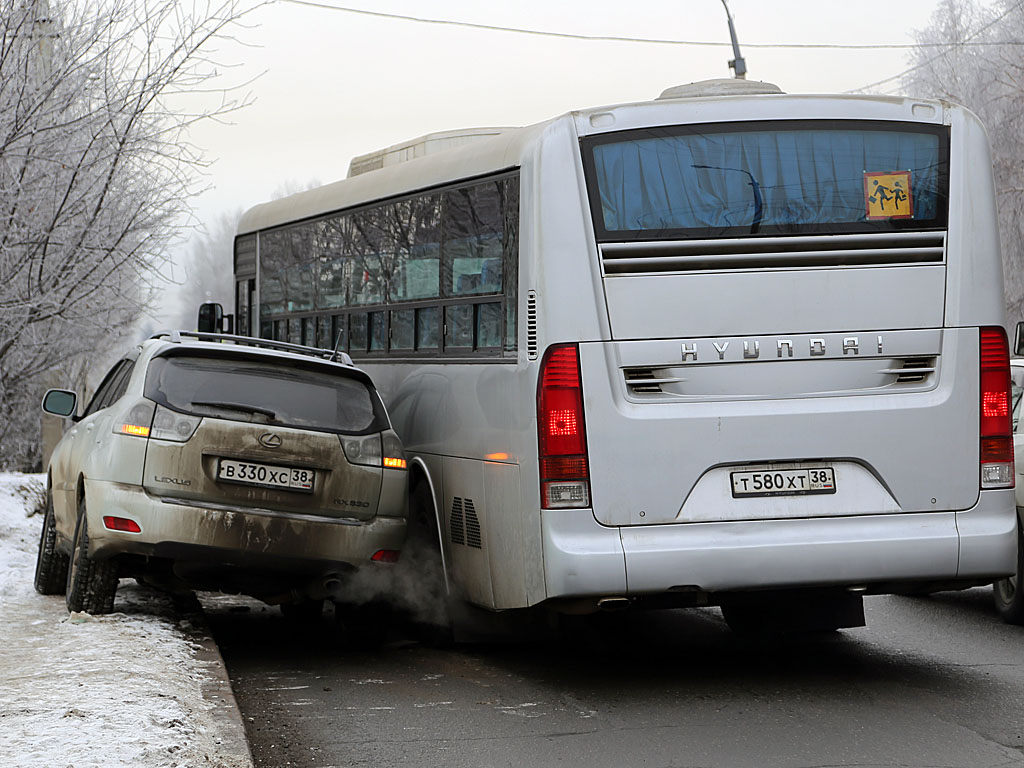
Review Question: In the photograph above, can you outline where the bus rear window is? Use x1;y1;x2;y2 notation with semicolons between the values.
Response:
145;355;384;435
582;120;948;241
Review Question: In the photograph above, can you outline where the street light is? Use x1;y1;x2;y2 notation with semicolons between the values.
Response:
720;0;747;79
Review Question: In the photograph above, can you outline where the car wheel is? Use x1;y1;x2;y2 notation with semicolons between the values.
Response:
34;488;69;595
65;496;119;615
993;518;1024;625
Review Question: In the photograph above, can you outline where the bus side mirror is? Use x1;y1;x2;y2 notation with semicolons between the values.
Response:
1016;321;1024;358
198;302;223;333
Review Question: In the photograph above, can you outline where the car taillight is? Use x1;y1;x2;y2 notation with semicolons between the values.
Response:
340;433;382;466
381;431;407;469
980;326;1014;489
114;400;155;438
538;344;590;509
150;405;202;442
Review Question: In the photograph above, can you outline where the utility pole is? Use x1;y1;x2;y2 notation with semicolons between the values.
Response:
720;0;747;79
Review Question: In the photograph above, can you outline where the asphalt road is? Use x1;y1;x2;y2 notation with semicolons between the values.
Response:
204;589;1024;768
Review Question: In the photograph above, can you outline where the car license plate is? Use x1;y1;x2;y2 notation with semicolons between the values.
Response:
730;467;835;498
217;459;315;493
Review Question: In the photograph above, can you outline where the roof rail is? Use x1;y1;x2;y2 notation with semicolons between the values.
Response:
149;331;355;366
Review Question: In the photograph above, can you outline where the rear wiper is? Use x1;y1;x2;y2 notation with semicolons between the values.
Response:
191;400;277;420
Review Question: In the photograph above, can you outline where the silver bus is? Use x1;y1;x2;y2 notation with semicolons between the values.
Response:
230;79;1016;632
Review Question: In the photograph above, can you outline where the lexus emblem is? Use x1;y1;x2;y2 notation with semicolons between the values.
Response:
258;433;282;449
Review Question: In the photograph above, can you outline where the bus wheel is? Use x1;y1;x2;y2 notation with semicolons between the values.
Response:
403;478;454;646
993;518;1024;625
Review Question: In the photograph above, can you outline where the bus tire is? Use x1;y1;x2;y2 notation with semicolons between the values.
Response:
65;497;119;615
404;477;454;646
993;518;1024;625
34;488;69;595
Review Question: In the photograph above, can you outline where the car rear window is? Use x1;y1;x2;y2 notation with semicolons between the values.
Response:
145;354;384;434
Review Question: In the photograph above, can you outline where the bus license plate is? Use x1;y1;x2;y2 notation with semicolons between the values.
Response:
217;459;315;493
730;467;835;498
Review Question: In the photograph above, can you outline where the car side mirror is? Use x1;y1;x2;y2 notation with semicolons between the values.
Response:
1015;321;1024;358
198;302;223;333
41;389;78;419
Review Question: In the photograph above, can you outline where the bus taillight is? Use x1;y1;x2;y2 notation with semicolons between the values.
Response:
538;344;591;509
980;326;1014;489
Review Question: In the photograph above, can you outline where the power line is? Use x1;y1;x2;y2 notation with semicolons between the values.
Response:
277;0;1024;50
851;0;1024;92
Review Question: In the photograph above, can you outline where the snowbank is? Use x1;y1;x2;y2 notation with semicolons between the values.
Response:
0;473;250;767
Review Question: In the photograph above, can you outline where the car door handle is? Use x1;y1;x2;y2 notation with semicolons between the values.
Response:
85;423;95;432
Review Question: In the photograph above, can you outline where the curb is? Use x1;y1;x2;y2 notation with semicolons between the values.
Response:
178;597;255;768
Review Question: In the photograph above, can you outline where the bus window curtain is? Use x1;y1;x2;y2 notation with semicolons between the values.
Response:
592;129;941;234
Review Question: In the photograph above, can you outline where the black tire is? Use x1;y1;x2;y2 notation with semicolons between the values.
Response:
994;518;1024;625
65;497;119;615
34;489;69;595
402;479;454;647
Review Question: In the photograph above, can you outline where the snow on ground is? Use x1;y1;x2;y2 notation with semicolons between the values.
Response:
0;473;250;768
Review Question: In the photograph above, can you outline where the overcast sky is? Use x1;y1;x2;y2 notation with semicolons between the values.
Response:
179;0;967;232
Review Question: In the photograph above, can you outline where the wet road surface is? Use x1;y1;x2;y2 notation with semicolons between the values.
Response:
204;589;1024;768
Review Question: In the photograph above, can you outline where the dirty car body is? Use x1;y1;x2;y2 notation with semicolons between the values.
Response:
36;332;408;614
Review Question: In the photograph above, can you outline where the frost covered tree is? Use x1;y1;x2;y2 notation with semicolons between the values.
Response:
0;0;252;469
165;210;241;332
902;0;1024;322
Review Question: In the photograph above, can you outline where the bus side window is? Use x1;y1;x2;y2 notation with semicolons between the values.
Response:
445;305;473;350
350;313;369;352
416;307;440;351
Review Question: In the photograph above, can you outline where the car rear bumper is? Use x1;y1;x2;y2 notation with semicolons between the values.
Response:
83;479;406;571
541;489;1016;599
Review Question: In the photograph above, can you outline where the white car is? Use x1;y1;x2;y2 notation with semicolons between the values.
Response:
34;332;408;615
993;358;1024;622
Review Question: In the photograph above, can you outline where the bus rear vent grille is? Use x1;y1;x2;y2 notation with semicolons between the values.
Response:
450;497;464;546
450;497;482;549
624;367;684;396
889;356;938;384
624;368;662;394
464;499;482;548
527;291;538;360
601;231;946;275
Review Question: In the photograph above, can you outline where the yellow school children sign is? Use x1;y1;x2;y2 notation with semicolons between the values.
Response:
864;171;913;220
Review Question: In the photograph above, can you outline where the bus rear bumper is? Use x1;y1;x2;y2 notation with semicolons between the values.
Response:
541;489;1016;599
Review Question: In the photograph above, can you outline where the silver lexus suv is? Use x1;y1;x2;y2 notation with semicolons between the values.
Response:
34;332;408;615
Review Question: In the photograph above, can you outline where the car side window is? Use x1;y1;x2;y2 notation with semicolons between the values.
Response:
83;361;130;418
101;361;136;409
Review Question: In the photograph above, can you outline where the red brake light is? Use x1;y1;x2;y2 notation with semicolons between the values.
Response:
980;326;1014;488
538;344;591;508
102;516;141;533
371;549;400;563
